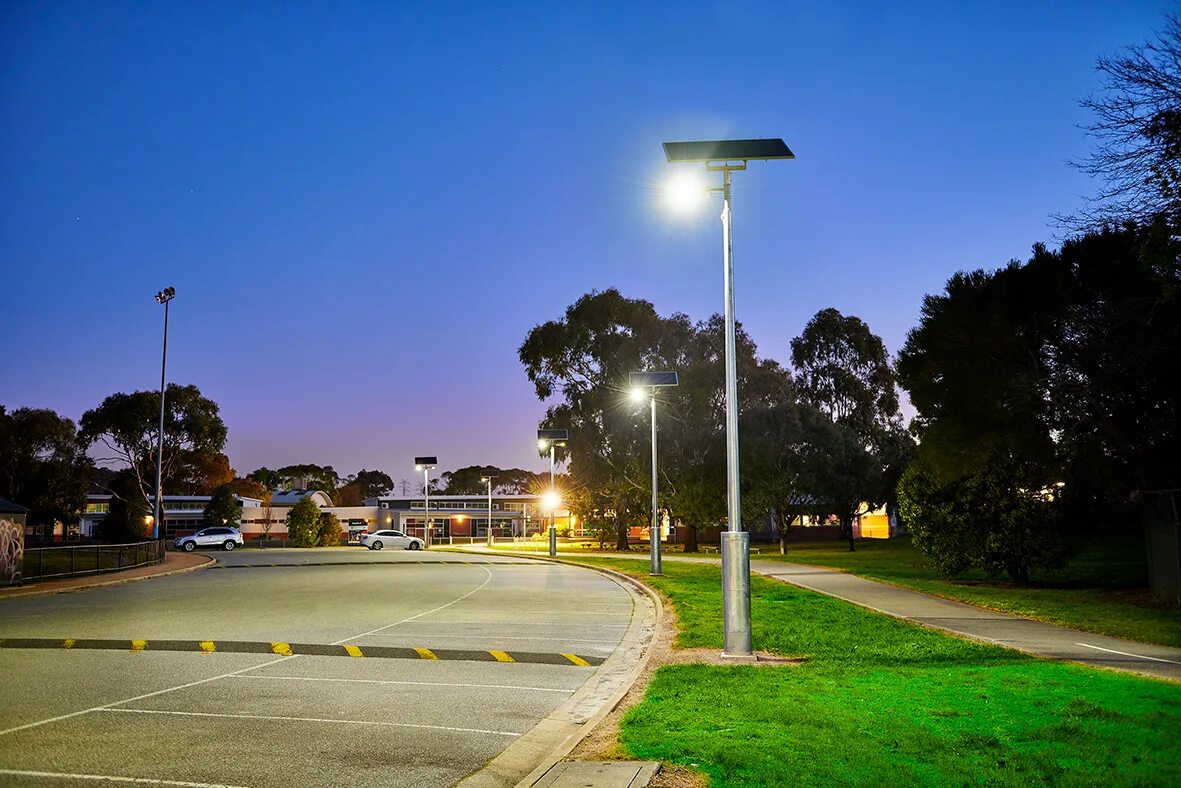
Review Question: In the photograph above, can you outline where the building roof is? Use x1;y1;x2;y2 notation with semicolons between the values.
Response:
271;490;333;506
364;493;544;505
0;498;30;514
85;494;263;507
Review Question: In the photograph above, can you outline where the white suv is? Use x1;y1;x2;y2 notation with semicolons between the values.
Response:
176;527;244;552
361;530;425;551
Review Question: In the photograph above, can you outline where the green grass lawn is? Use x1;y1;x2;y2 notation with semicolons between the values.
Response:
762;534;1181;648
570;556;1181;787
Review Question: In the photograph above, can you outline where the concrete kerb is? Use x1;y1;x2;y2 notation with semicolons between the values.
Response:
0;552;216;601
451;548;663;788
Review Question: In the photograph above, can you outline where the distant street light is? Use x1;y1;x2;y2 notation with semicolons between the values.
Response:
537;429;568;557
414;456;437;547
480;470;499;548
153;286;175;544
663;138;794;658
630;371;680;576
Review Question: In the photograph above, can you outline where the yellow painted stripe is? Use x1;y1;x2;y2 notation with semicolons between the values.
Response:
62;639;76;649
271;641;293;656
561;653;590;667
343;645;364;658
130;640;147;652
489;650;514;663
199;641;216;654
414;647;437;660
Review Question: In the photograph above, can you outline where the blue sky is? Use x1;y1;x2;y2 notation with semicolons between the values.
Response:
0;1;1171;483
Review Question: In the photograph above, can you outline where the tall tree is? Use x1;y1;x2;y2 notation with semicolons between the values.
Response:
247;467;282;490
203;485;241;528
1067;14;1181;229
0;406;93;525
274;464;340;495
78;384;227;511
791;308;908;549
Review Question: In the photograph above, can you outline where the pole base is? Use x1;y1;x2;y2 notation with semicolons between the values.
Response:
721;531;752;657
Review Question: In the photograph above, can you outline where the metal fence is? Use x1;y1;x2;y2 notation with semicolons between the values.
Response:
22;540;165;583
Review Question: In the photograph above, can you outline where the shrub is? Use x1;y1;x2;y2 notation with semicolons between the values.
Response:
285;496;320;547
316;512;342;547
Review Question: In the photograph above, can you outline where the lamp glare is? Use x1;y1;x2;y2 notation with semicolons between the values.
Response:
664;171;708;213
629;387;646;403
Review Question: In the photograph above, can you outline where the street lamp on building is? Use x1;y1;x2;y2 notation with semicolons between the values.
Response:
662;138;794;658
630;371;679;576
480;470;498;548
153;286;175;543
536;429;568;557
414;456;437;547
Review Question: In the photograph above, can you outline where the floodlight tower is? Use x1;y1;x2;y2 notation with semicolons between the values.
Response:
414;457;437;547
629;371;679;576
153;286;175;544
536;429;568;557
662;138;794;658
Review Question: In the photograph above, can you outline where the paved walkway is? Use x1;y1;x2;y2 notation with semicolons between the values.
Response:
0;550;213;599
660;554;1181;682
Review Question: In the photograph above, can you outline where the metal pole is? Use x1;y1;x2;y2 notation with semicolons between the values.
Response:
154;298;169;542
649;389;661;576
548;445;557;557
486;478;494;548
423;468;431;548
720;166;752;657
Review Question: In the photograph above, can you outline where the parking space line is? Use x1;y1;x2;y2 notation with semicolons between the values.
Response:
0;637;605;666
0;768;246;787
100;707;522;737
227;675;575;693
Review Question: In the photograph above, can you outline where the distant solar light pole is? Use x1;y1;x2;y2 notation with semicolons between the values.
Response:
662;138;794;658
414;457;437;548
481;470;499;548
536;429;568;557
630;371;679;576
153;286;176;545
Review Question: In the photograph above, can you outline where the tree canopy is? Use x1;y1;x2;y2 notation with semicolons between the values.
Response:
0;406;93;525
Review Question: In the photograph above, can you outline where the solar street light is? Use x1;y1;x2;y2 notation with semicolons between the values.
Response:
414;456;437;547
663;137;794;658
152;286;176;543
480;470;499;548
536;429;568;556
629;372;679;576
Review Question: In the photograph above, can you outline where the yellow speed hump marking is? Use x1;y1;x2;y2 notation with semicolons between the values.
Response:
489;650;515;663
62;639;76;649
414;647;437;660
130;640;147;652
199;641;216;654
561;653;590;667
271;642;293;656
344;645;364;658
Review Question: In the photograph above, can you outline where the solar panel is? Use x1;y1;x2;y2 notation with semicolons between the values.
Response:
630;371;680;387
662;139;794;163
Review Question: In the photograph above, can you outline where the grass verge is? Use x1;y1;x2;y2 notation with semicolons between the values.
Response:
571;556;1181;787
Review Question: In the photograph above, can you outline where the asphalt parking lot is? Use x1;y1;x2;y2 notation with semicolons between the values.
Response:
0;548;651;787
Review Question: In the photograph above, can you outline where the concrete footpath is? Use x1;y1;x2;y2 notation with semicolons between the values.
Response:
664;554;1181;682
0;550;213;599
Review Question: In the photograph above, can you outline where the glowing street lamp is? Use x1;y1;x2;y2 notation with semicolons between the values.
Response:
480;470;499;548
663;138;794;658
152;286;175;544
414;456;437;547
630;371;679;576
537;429;568;557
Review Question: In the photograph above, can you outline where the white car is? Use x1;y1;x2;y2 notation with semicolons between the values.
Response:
361;530;425;551
175;526;244;552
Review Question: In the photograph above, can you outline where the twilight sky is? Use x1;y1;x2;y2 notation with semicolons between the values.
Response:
0;1;1170;483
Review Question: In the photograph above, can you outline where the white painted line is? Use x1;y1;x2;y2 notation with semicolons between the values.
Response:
331;565;494;644
0;655;295;738
1075;642;1181;665
227;674;576;693
356;632;620;645
100;707;522;736
0;769;245;787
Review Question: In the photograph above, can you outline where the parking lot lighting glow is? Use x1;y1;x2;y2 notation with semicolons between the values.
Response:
630;387;646;403
542;491;560;511
664;171;708;213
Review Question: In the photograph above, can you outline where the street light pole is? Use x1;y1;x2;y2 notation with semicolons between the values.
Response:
414;457;437;548
662;138;793;659
153;287;175;544
630;371;678;577
481;471;498;548
536;429;568;558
